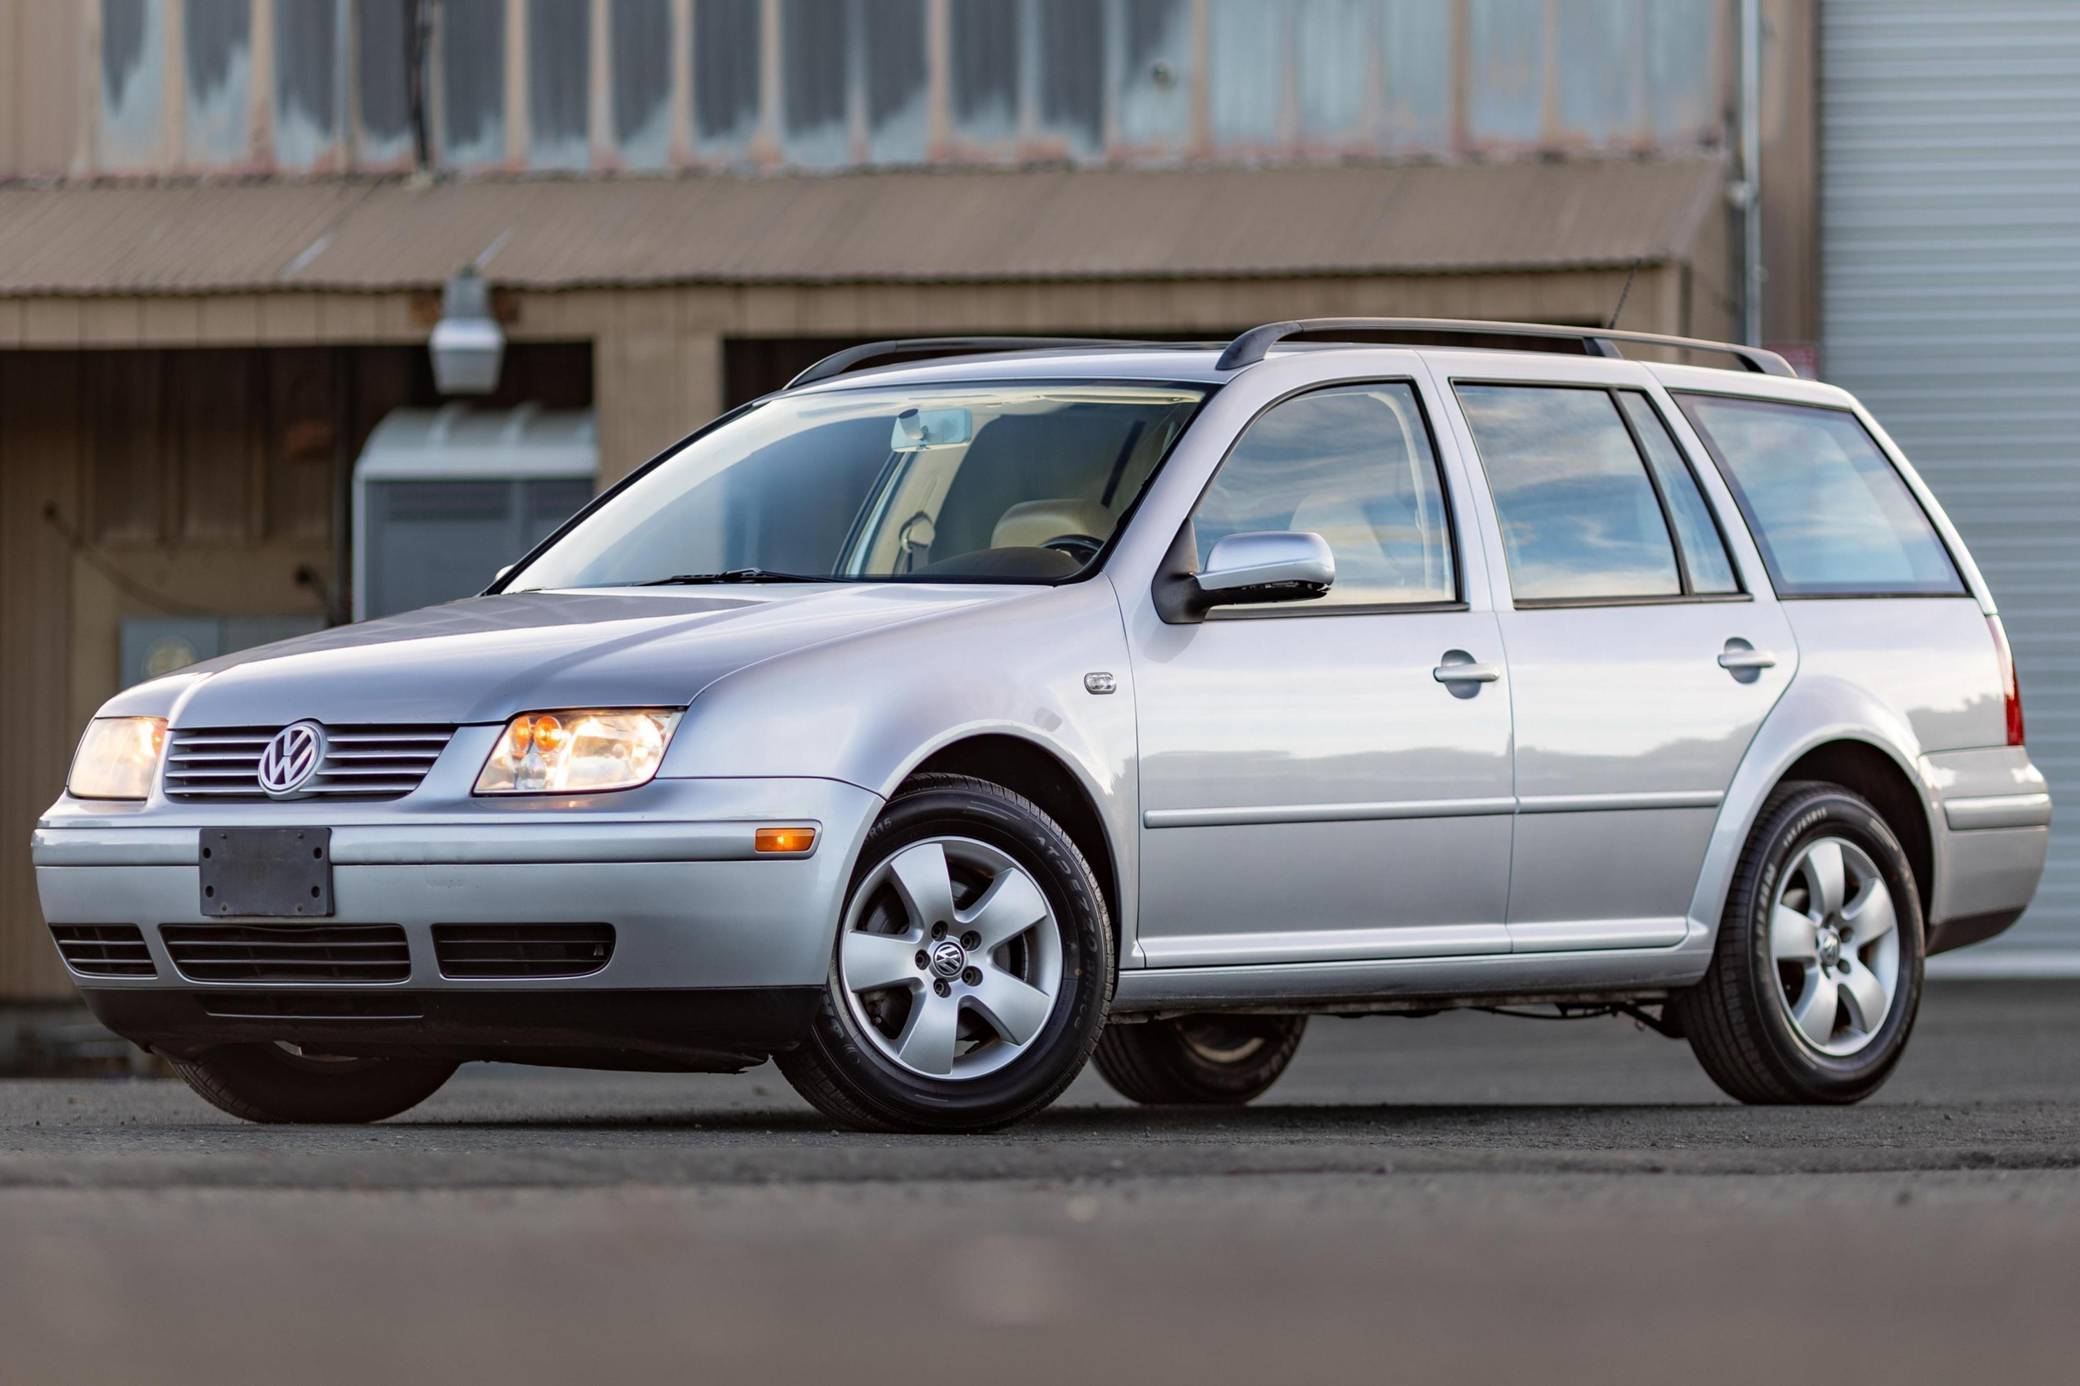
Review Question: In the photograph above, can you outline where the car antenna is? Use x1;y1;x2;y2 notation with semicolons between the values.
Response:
1605;257;1642;330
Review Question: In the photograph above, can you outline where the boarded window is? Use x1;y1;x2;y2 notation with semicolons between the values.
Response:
1294;0;1372;142
355;0;414;164
863;0;927;164
611;0;673;166
781;0;851;167
528;0;591;169
950;0;1019;145
694;0;762;157
1207;0;1283;147
1466;0;1546;147
185;0;253;166
1555;0;1637;143
441;0;508;167
100;0;166;169
1644;0;1718;143
274;0;342;169
1381;0;1452;151
1117;0;1192;148
1036;0;1104;156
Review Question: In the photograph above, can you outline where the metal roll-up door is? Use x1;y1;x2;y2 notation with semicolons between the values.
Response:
1822;1;2080;972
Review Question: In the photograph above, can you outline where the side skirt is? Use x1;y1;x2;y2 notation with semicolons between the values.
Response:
1110;940;1712;1017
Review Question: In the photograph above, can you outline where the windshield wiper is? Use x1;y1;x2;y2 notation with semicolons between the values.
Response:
638;568;831;586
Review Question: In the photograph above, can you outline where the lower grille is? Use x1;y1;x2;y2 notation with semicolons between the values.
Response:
200;991;424;1020
52;924;155;978
433;923;616;979
160;923;411;984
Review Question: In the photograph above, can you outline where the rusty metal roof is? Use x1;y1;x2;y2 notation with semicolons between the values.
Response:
0;158;1725;295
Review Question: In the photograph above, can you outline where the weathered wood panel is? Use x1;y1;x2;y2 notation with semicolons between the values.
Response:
0;353;84;1000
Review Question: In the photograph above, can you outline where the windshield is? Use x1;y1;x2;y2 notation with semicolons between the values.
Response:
505;382;1208;590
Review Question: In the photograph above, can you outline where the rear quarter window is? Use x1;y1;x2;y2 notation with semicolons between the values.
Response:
1676;394;1964;597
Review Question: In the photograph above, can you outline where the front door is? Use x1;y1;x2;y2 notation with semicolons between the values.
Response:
1129;380;1515;968
1442;375;1795;951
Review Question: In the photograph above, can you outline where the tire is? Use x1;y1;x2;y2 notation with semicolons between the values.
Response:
778;774;1113;1133
1093;1013;1307;1106
1673;780;1925;1105
169;1044;457;1124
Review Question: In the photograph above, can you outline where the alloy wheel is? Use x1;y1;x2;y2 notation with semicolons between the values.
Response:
836;836;1064;1080
1769;835;1902;1056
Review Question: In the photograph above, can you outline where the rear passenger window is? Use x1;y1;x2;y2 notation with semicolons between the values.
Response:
1617;392;1740;594
1192;382;1456;607
1457;385;1683;602
1677;395;1964;597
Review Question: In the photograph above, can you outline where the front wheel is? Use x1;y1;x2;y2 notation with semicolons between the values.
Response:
169;1044;456;1124
1674;780;1924;1104
778;775;1113;1133
1093;1014;1307;1106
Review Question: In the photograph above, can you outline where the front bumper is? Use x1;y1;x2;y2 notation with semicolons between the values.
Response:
34;776;881;1063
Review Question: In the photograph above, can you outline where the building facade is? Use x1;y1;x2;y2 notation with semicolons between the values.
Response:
2;0;1815;1002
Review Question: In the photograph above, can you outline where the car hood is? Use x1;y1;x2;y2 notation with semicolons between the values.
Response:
121;585;1036;728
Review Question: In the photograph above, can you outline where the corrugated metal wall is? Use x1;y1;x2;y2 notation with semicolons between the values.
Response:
1821;0;2080;971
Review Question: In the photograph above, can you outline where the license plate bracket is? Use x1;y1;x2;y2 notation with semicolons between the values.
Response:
198;828;334;919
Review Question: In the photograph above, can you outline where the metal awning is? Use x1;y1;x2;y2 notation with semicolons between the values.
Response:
0;156;1727;296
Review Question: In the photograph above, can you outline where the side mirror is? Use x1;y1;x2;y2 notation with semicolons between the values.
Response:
1156;530;1333;622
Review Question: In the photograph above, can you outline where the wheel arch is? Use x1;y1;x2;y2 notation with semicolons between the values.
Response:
896;732;1127;956
1774;741;1934;919
1690;678;1941;964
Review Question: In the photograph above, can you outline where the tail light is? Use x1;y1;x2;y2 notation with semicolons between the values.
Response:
1989;615;2025;746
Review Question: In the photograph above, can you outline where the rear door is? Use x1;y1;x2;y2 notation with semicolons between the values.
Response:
1431;358;1796;952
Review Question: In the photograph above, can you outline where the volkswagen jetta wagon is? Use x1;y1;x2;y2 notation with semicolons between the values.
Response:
35;319;2050;1132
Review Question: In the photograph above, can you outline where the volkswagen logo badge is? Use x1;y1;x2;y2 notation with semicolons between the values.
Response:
929;939;966;980
257;721;326;799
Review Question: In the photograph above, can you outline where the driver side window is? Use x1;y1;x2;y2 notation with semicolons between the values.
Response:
1192;382;1458;608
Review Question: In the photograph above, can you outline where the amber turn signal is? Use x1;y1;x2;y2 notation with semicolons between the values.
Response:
754;827;817;854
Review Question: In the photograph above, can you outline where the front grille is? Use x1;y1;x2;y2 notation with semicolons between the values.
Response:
51;924;155;978
434;923;616;979
164;725;455;801
200;991;424;1020
160;923;411;984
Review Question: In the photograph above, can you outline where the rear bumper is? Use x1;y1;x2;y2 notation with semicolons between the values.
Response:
79;985;821;1071
1924;747;2052;955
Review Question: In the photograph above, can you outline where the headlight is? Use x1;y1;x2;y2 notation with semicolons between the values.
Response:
475;709;681;795
68;717;168;800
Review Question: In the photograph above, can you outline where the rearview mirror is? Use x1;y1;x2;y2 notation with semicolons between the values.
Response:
1194;531;1335;608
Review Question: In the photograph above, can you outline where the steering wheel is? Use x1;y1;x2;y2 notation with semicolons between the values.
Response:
1040;534;1105;565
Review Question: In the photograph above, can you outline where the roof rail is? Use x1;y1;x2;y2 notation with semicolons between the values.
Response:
787;336;1166;389
1214;318;1798;378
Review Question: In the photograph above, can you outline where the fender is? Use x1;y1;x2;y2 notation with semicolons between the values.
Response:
1684;671;1939;974
664;579;1141;954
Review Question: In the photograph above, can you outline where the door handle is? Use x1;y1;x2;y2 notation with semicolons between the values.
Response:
1433;659;1502;684
1717;646;1778;672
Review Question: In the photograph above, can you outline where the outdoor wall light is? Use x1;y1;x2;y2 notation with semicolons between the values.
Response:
430;264;505;395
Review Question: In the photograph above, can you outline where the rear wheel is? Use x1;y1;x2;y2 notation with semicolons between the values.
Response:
1674;781;1924;1104
778;775;1113;1133
1093;1014;1307;1106
169;1043;456;1124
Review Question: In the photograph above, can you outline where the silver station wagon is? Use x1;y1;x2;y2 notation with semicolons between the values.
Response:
35;319;2051;1132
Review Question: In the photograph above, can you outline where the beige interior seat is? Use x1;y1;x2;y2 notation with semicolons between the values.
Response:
991;498;1117;550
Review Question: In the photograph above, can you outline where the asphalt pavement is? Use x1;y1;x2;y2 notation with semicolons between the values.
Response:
3;980;2077;1384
